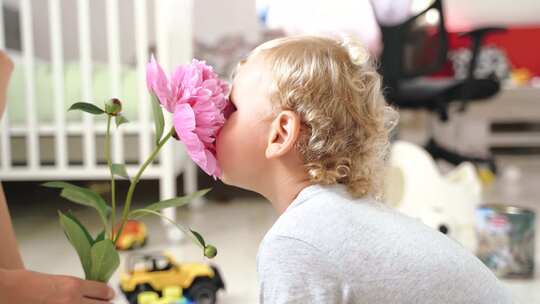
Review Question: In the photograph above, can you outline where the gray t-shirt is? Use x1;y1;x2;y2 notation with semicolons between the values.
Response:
257;184;512;303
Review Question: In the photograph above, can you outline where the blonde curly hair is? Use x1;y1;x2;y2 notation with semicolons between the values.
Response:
248;35;398;199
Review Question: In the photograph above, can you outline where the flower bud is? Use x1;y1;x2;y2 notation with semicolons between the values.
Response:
105;98;122;116
204;245;217;258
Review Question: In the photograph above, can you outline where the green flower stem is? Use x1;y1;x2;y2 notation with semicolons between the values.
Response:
105;115;116;239
114;126;175;244
129;209;204;250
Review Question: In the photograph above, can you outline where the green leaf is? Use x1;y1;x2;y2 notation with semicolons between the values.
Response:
63;211;93;245
133;189;210;216
94;230;106;244
68;102;105;115
191;229;206;248
43;182;111;228
150;93;165;145
89;240;120;283
59;211;93;279
115;115;128;127
111;163;129;179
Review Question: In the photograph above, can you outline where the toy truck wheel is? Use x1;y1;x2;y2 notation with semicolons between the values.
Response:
186;278;218;304
127;283;154;304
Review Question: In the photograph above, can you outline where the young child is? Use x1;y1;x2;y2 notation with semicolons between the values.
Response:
0;50;115;304
215;36;512;303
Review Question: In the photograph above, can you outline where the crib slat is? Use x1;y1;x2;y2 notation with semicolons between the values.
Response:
77;0;96;169
0;0;12;171
155;0;175;225
21;0;39;169
135;0;151;165
49;0;67;170
155;0;171;160
107;0;124;164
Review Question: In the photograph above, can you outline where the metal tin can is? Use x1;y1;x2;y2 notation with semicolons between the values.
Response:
476;204;535;278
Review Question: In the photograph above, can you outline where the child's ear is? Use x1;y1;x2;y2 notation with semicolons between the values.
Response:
265;110;301;159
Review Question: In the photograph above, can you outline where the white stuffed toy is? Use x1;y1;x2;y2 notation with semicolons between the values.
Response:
384;141;483;252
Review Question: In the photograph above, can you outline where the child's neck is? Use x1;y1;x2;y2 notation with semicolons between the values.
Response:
259;164;312;215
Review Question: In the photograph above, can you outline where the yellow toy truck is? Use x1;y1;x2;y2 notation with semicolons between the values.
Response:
137;286;192;304
120;252;225;304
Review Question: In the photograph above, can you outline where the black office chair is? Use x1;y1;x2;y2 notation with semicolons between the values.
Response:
376;0;506;172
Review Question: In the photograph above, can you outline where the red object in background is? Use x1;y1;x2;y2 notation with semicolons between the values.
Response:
434;26;540;77
449;26;540;76
115;220;142;235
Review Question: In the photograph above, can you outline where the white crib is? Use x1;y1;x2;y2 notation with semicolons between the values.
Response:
0;0;198;237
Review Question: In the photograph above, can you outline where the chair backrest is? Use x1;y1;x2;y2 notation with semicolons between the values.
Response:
377;0;449;92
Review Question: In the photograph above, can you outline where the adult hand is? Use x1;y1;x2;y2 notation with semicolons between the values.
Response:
0;269;116;304
0;50;14;117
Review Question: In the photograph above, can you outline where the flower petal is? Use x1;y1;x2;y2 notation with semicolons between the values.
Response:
173;104;209;172
179;130;207;166
204;149;221;179
146;55;171;111
173;103;196;132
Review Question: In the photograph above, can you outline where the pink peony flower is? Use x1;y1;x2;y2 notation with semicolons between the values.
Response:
147;56;230;179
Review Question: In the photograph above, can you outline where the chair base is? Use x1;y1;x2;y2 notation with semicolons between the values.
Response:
425;138;498;174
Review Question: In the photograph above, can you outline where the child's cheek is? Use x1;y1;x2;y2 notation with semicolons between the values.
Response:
216;119;234;161
215;127;226;158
